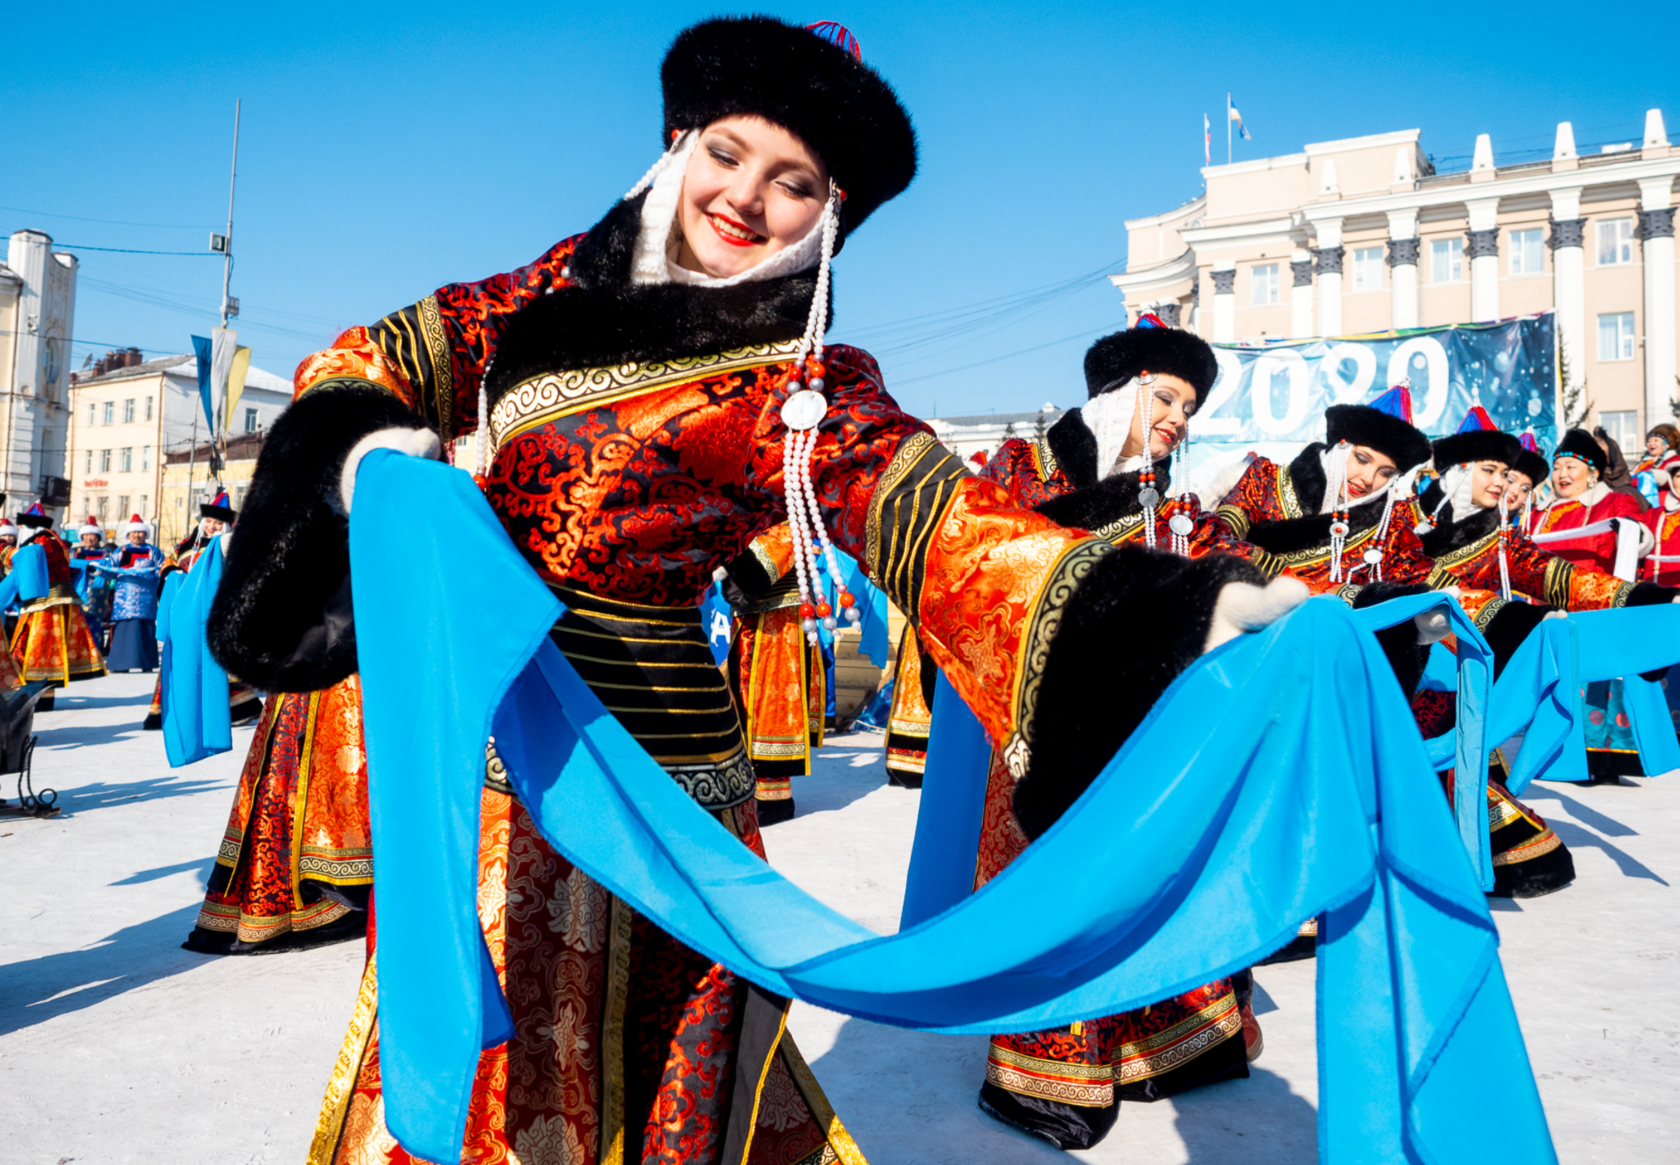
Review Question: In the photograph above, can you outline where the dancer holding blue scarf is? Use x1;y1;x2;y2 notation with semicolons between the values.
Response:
10;503;104;701
204;18;1305;1164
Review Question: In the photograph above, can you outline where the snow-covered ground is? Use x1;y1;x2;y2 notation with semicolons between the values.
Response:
2;671;1677;1163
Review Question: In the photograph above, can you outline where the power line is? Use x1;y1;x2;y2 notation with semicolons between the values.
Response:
0;203;215;230
49;244;214;256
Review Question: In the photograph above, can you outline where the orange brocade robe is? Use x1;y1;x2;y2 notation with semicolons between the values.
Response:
11;534;105;685
286;219;1105;1164
184;676;373;955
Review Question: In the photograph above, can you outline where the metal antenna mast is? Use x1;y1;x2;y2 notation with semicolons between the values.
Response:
220;98;240;328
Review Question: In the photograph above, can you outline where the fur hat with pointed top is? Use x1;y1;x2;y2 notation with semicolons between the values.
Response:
1325;384;1432;472
661;16;917;239
1432;405;1521;470
17;503;52;530
1512;431;1549;485
0;516;16;539
77;515;101;538
123;513;150;537
1083;315;1220;399
200;488;237;523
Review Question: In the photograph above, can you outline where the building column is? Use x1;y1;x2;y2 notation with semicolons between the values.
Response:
1386;209;1420;330
1465;197;1500;323
1290;250;1314;338
1189;278;1201;335
1313;218;1344;338
1548;186;1587;397
1211;263;1236;342
1639;176;1677;428
1154;301;1182;327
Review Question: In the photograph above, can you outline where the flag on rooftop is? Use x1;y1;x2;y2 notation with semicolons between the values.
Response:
1203;112;1211;164
1228;100;1252;141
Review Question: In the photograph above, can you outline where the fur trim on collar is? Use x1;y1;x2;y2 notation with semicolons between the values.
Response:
1033;457;1173;531
1046;408;1099;488
1244;444;1389;554
484;192;820;401
1415;480;1501;557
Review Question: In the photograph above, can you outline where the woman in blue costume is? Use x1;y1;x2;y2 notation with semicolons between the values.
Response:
99;514;165;673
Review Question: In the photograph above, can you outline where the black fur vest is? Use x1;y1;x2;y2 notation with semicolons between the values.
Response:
1030;408;1173;531
1245;443;1390;555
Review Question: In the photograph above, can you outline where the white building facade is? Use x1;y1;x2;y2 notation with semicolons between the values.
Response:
0;230;78;515
1111;110;1680;449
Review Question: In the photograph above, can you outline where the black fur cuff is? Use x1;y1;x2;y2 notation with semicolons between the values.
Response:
1012;545;1267;841
722;546;780;607
208;382;428;692
1482;601;1554;681
1627;582;1680;608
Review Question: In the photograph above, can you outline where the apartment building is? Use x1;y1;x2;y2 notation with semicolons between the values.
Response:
66;352;290;537
1110;109;1679;448
0;229;78;516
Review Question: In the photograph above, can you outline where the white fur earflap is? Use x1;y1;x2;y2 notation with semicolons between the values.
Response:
340;427;443;514
1203;575;1311;653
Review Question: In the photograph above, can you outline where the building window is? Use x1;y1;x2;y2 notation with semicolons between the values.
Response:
1509;229;1543;275
87;403;95;427
1597;218;1635;266
116;495;129;519
1430;239;1463;283
101;401;114;425
244;407;259;433
145;395;154;421
1598;312;1636;361
141;445;151;471
119;447;133;473
99;449;111;472
122;398;135;423
96;496;109;523
1250;263;1279;306
139;494;148;517
84;449;92;474
1599;411;1639;452
1351;247;1383;292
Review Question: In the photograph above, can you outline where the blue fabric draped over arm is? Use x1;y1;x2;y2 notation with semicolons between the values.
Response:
160;539;232;767
347;453;1555;1165
899;669;994;929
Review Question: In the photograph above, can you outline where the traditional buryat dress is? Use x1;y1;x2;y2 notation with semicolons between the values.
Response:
183;676;373;955
1528;483;1653;779
11;534;106;685
208;189;1266;1163
102;541;165;672
723;526;826;820
969;412;1257;1144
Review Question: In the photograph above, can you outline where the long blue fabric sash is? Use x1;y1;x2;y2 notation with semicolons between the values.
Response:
160;539;233;766
349;452;1553;1165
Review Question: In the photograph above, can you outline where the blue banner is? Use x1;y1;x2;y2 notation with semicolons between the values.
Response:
1192;313;1557;452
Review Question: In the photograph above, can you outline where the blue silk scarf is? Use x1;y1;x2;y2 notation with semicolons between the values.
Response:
0;543;49;610
349;451;1554;1165
159;538;233;766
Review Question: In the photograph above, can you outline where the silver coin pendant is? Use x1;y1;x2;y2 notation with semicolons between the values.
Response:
1137;486;1159;508
781;389;827;432
1168;513;1194;536
1362;548;1383;565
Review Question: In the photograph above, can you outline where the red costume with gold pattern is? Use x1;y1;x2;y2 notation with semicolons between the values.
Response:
11;531;105;686
969;411;1251;1139
184;677;373;954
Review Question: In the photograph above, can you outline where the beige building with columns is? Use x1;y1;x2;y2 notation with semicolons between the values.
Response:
1111;110;1679;450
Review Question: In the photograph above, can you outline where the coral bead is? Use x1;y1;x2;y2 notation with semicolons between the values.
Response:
816;601;832;617
838;591;855;607
799;603;816;618
805;360;827;381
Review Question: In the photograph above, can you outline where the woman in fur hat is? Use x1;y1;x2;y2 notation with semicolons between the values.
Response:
10;503;105;697
206;18;1302;1163
1410;412;1674;895
969;320;1280;1148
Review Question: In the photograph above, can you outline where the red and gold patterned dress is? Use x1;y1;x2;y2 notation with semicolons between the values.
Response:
724;525;826;819
11;533;105;687
881;627;933;787
208;196;1249;1165
968;413;1252;1146
185;677;372;954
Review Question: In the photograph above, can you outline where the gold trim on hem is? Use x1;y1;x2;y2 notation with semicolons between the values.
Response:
306;952;380;1165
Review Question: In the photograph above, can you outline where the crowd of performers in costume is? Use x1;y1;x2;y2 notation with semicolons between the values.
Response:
37;14;1674;1164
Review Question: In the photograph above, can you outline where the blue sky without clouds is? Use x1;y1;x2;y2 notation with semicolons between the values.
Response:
3;1;1674;420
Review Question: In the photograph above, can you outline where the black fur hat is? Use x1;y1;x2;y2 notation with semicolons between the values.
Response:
1431;410;1521;471
1554;427;1607;475
1083;323;1219;400
1325;387;1432;472
661;17;917;237
1513;446;1550;485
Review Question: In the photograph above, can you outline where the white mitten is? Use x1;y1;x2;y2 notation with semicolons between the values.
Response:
1544;609;1568;620
1414;609;1451;645
1203;576;1310;652
339;427;444;514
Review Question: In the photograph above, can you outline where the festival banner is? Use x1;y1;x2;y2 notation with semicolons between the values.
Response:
1190;312;1557;454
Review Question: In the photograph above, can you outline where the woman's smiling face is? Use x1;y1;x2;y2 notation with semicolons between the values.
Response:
675;115;830;279
1119;374;1198;460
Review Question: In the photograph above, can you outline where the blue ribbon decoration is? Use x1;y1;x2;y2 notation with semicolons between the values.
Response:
898;670;995;929
160;538;233;766
349;451;1555;1165
0;543;50;612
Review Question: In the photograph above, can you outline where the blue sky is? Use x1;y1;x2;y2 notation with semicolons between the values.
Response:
4;1;1674;420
